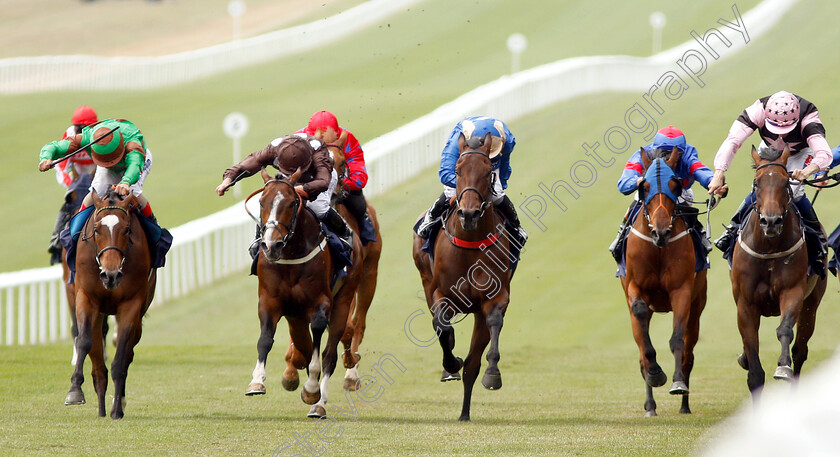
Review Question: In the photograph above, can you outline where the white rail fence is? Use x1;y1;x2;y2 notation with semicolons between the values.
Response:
0;0;794;344
0;0;422;94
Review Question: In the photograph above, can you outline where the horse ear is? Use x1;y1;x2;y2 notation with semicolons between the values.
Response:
750;144;761;167
457;133;466;152
779;144;790;165
91;190;103;207
639;147;651;170
481;132;493;155
124;194;139;212
261;168;271;183
666;146;682;169
289;167;303;185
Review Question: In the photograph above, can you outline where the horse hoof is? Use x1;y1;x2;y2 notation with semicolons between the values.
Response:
307;404;326;418
481;372;502;390
246;383;266;396
645;369;667;388
773;365;794;382
668;381;689;395
301;388;321;405
441;369;461;382
64;390;85;405
458;415;470;422
737;353;749;371
644;410;658;418
281;377;299;392
344;378;359;391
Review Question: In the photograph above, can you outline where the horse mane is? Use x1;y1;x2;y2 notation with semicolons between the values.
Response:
105;189;124;205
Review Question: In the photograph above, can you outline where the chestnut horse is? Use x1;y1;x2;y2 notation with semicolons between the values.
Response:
731;145;826;400
64;190;156;419
326;140;382;391
620;147;707;417
412;133;514;421
245;169;362;418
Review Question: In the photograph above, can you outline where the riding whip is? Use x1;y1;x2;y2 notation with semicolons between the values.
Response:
49;126;120;168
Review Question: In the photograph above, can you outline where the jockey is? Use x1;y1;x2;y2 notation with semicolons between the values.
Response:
297;110;374;242
608;126;715;261
46;106;99;264
709;91;831;264
416;116;527;241
216;133;355;255
39;118;157;223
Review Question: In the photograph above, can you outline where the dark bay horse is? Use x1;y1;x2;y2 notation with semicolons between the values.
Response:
731;145;826;400
246;169;362;418
412;133;514;421
620;147;707;417
326;138;383;391
64;190;156;419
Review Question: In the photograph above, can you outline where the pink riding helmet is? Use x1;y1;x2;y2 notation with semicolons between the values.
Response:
764;91;800;134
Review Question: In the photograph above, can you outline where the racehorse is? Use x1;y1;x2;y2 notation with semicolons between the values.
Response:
731;145;826;400
245;168;362;418
64;190;156;419
620;147;707;417
326;138;383;391
412;133;514;421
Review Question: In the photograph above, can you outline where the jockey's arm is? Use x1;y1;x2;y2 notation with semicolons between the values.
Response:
792;133;832;180
217;143;277;195
342;133;368;191
301;149;333;199
38;137;79;171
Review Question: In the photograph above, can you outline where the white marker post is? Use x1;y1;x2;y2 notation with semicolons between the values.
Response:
506;33;528;74
649;12;666;55
223;112;250;197
228;1;246;41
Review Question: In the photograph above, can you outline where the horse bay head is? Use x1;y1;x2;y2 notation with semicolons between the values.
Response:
639;146;682;247
259;168;303;261
454;132;493;231
90;190;137;289
751;144;791;238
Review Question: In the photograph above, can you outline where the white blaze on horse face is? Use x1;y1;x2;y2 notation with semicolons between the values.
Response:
264;193;283;241
100;215;120;238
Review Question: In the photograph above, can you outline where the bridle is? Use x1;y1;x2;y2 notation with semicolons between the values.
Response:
454;149;494;218
246;177;304;249
640;158;680;233
81;205;130;273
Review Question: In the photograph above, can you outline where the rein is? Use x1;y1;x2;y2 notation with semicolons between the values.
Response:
446;149;498;249
82;204;132;273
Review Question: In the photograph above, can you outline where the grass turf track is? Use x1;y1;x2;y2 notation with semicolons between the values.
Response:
3;0;840;455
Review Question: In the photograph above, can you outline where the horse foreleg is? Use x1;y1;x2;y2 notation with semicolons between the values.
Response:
627;295;663;417
282;337;306;392
736;298;764;401
110;303;143;420
301;302;329;408
481;302;505;391
66;292;95;406
774;288;805;382
341;297;357;370
668;288;692;397
792;282;824;377
311;292;352;418
678;303;702;415
247;308;281;396
89;313;108;417
349;261;379;360
459;314;491;422
431;293;462;380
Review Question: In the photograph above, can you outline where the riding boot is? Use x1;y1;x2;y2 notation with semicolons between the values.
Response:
324;207;355;252
48;201;74;265
714;194;753;253
609;200;639;262
795;197;828;261
417;192;449;238
248;224;261;259
494;194;528;243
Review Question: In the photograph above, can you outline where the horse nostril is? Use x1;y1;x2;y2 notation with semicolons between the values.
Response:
759;216;767;226
457;209;464;218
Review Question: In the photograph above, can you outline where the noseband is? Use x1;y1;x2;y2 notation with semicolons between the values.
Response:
455;150;494;217
640;158;680;232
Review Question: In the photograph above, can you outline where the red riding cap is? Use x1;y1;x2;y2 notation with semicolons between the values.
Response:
307;110;339;133
71;106;98;126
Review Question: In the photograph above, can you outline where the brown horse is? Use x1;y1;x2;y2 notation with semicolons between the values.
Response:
412;133;515;421
245;169;362;418
620;147;707;417
731;145;826;400
326;139;383;391
64;190;156;419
